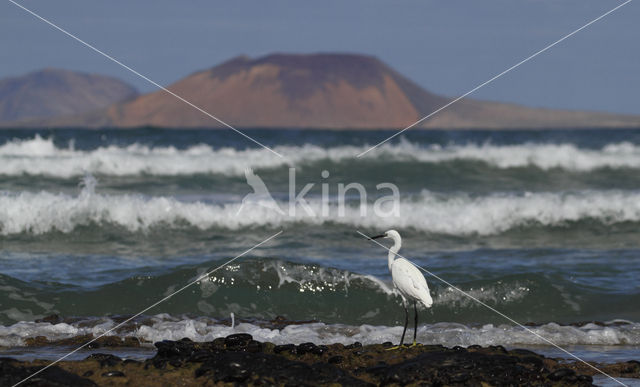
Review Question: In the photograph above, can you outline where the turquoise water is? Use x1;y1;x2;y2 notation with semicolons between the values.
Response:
0;128;639;365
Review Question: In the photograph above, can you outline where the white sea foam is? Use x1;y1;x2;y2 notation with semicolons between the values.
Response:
3;136;640;177
1;315;639;347
3;180;640;235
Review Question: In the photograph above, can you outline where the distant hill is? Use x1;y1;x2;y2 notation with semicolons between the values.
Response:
0;68;137;124
5;54;640;129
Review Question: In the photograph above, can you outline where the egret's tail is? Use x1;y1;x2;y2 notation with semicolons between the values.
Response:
420;292;433;308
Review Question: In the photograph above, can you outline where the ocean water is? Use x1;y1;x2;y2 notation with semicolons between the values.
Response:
1;128;639;365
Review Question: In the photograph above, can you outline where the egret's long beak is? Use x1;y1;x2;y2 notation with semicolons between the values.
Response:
369;234;386;240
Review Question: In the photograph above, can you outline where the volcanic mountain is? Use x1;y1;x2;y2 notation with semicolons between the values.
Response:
6;54;640;129
0;68;137;124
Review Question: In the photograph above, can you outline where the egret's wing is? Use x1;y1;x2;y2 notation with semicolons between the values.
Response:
392;259;432;307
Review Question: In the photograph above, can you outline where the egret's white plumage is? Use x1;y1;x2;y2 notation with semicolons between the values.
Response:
372;229;432;347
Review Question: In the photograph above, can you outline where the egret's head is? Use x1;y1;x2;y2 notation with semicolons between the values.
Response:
370;229;401;241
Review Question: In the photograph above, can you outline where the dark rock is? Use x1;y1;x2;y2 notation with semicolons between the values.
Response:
195;351;371;386
449;371;470;383
85;353;122;367
101;371;125;377
298;342;325;355
511;348;539;356
345;342;362;349
152;358;167;369
274;344;296;354
520;355;544;368
0;358;96;386
224;333;253;348
2;337;602;386
154;339;196;359
211;337;226;348
577;374;594;383
247;339;263;353
188;350;216;363
547;368;576;381
328;355;343;364
366;349;560;386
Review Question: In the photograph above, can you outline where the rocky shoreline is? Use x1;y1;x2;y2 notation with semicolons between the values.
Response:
2;334;640;386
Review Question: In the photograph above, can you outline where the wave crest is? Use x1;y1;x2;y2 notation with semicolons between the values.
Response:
4;136;640;177
2;315;639;347
3;179;640;235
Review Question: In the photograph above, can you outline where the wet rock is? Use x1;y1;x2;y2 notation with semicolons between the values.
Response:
449;371;470;383
548;368;576;381
101;370;126;377
577;374;594;383
273;343;296;354
328;355;343;364
246;339;263;353
511;348;540;356
224;333;253;349
365;349;582;386
188;350;216;362
154;339;196;359
345;341;362;349
297;342;325;355
0;338;602;386
625;360;640;373
85;353;122;367
196;351;370;386
0;358;96;386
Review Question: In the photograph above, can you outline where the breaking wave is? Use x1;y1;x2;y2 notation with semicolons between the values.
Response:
4;136;640;177
1;316;639;348
1;257;638;326
3;179;640;236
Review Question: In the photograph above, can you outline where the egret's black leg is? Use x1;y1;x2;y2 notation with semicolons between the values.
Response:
399;303;409;346
413;301;418;345
386;302;410;350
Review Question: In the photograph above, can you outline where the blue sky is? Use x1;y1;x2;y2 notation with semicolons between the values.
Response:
1;0;638;114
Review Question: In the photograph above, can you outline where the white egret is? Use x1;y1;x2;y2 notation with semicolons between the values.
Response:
370;230;432;348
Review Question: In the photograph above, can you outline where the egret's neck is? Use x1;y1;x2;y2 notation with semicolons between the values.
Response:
388;239;401;270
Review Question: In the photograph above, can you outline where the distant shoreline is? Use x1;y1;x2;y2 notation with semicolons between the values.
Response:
3;55;639;130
